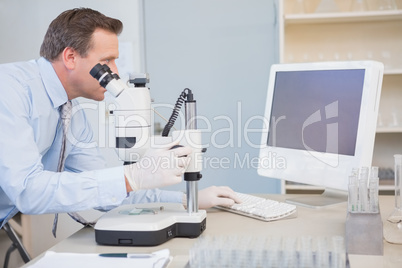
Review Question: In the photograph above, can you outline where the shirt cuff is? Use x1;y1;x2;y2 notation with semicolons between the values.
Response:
158;190;184;204
94;166;127;207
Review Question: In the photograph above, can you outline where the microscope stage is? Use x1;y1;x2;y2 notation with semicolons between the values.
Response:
94;203;207;246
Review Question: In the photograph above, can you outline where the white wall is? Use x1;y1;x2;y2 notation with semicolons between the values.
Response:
0;0;144;67
143;0;281;194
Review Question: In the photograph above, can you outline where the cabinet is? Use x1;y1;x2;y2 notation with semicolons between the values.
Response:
278;0;402;192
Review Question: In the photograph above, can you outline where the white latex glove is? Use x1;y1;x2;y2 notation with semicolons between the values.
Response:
124;143;192;191
197;186;242;209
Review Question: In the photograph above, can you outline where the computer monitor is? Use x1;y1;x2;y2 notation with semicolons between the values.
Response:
258;61;384;208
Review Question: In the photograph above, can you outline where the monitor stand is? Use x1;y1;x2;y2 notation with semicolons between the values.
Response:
285;188;348;209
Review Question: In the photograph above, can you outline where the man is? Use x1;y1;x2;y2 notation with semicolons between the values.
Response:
0;8;240;231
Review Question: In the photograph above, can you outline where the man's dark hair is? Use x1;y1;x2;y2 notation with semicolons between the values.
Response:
40;8;123;61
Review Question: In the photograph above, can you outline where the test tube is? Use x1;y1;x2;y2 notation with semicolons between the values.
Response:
360;167;369;182
316;236;329;268
282;237;297;267
267;236;281;267
351;168;359;177
371;166;379;179
299;236;313;268
359;167;369;212
369;166;379;213
394;155;402;212
331;236;346;268
348;175;358;212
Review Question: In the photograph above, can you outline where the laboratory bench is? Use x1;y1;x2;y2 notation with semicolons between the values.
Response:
23;194;402;267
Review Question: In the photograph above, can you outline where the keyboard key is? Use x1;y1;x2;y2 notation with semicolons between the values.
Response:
216;192;297;222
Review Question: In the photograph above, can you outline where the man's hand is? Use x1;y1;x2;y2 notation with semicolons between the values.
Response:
124;142;192;191
198;186;242;209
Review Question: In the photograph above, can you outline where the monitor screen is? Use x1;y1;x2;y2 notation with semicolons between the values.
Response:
267;69;364;156
258;61;384;207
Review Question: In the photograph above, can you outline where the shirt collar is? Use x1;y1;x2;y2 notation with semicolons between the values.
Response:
37;57;68;108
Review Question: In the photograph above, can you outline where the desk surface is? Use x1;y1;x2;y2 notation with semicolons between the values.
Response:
26;194;402;268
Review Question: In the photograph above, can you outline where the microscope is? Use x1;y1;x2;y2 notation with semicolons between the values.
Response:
89;64;206;246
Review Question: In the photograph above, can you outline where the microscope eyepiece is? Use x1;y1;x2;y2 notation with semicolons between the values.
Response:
90;64;118;90
90;63;108;80
90;64;124;97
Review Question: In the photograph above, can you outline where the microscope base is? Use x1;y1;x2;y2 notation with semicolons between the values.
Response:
94;203;206;246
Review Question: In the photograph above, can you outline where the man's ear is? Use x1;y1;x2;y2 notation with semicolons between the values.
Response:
62;47;77;70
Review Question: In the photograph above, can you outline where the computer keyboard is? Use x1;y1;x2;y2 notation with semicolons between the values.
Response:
216;192;297;222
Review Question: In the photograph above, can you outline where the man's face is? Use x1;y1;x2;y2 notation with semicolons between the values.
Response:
72;29;119;101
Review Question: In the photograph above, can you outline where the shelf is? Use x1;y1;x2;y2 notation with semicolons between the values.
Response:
285;184;325;191
376;127;402;133
284;9;402;24
280;0;401;194
384;68;402;75
379;185;395;191
285;183;394;191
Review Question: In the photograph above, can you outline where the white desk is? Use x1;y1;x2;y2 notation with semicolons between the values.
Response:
25;195;402;267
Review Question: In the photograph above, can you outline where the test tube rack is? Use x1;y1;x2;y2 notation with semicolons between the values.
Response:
345;212;383;256
189;235;347;268
345;166;383;256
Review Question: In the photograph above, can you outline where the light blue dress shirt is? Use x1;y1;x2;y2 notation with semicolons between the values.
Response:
0;57;182;228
